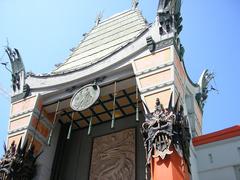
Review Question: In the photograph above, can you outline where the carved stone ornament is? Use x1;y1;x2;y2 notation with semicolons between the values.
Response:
0;138;41;180
70;84;100;111
142;93;191;171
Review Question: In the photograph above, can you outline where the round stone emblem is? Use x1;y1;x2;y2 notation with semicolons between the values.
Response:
70;84;100;111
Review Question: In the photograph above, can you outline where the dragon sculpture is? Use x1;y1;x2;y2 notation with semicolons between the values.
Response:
0;138;41;180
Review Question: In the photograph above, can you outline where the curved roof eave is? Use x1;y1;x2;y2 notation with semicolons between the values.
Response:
26;26;150;90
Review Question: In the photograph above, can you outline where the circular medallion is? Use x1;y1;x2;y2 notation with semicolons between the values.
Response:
70;84;100;111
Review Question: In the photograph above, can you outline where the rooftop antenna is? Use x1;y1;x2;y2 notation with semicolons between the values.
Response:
1;61;12;74
0;51;5;62
6;38;9;47
0;84;10;99
132;0;139;10
1;38;12;74
95;11;103;26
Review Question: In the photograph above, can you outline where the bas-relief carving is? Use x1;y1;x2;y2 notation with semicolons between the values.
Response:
89;129;135;180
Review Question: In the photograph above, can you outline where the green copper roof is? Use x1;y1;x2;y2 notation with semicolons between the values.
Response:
53;9;148;74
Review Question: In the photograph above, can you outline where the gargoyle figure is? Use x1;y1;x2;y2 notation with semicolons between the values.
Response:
0;138;41;180
142;93;191;172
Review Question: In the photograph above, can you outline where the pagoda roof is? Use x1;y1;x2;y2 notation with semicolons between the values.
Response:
53;9;148;74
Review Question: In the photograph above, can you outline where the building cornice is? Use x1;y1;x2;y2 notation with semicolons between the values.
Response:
192;125;240;146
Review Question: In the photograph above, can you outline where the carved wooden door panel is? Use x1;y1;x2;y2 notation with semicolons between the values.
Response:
89;129;135;180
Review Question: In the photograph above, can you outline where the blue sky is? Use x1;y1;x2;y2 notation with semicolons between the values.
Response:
0;0;239;155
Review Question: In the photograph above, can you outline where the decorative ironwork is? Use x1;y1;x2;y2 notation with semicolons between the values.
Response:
55;86;140;130
142;94;191;171
67;112;75;139
111;81;117;129
136;85;139;122
0;138;41;180
48;101;61;146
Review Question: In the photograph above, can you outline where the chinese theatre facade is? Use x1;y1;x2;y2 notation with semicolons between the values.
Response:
0;1;213;180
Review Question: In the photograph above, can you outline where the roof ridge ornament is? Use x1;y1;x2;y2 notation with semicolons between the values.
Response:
132;0;139;10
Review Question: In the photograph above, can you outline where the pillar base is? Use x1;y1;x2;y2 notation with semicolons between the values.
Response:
151;149;190;180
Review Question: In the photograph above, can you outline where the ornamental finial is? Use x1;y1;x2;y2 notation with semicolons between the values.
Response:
95;11;103;26
132;0;139;10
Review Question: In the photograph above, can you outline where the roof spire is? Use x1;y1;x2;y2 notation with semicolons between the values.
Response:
132;0;139;10
95;11;103;26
